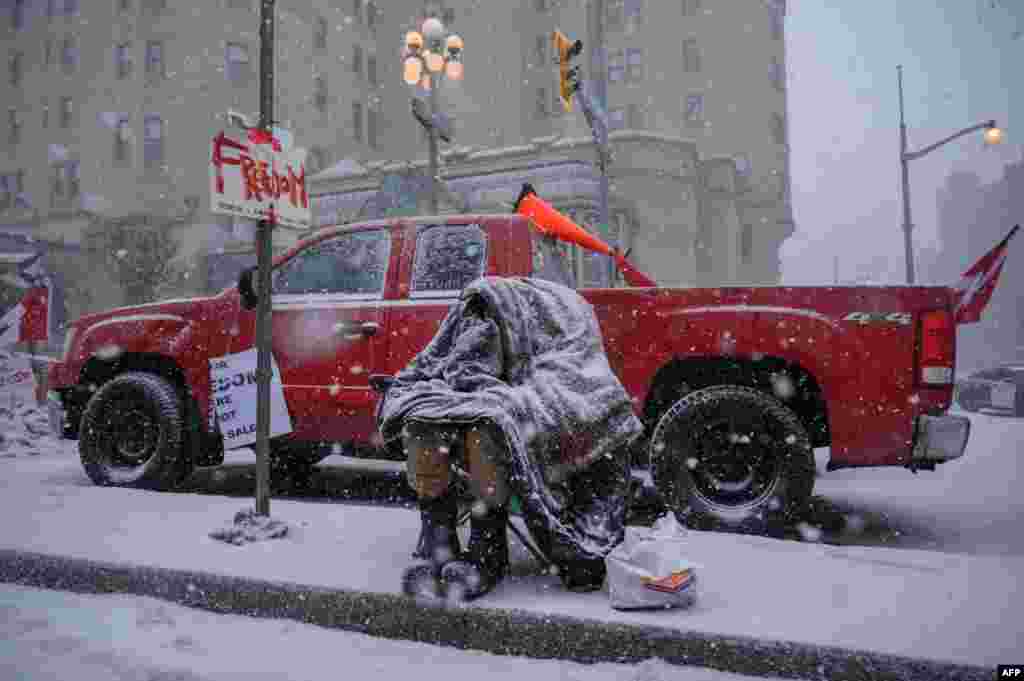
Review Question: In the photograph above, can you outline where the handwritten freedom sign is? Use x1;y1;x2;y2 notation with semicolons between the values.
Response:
209;349;293;449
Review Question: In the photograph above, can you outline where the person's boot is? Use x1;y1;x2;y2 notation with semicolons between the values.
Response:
402;492;461;599
440;503;507;602
440;504;509;601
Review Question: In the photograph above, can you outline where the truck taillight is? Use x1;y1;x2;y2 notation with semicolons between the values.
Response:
917;309;955;385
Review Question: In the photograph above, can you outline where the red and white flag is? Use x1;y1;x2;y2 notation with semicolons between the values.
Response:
0;286;48;347
953;224;1019;325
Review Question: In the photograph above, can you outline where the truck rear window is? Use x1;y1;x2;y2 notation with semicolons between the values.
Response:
411;224;488;296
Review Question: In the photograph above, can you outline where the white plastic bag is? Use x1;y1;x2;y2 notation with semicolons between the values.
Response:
606;515;699;611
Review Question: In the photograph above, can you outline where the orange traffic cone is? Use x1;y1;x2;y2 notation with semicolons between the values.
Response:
514;184;656;287
514;184;613;256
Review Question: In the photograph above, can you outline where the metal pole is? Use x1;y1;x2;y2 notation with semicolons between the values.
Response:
254;0;276;516
897;65;916;284
428;77;441;215
590;0;613;287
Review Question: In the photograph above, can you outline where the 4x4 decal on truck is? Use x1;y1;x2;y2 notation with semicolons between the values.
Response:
841;312;912;325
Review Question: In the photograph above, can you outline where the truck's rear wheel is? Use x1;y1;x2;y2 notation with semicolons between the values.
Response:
79;372;191;490
650;385;814;535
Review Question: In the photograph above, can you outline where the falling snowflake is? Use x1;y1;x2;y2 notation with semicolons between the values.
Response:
796;522;823;542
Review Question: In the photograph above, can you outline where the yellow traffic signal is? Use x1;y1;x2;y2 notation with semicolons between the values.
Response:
553;29;582;112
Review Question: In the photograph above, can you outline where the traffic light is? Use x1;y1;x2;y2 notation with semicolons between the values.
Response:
553;29;582;113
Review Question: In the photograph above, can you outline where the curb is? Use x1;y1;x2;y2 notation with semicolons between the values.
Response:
0;548;990;681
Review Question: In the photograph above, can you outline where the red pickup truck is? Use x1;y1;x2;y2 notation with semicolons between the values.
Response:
47;212;973;533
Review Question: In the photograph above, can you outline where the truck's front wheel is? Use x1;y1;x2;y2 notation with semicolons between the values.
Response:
650;385;814;535
79;372;192;490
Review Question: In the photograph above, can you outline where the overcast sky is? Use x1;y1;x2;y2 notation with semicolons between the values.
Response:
780;0;1022;284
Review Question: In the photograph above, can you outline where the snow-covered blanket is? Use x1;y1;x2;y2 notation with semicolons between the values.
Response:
378;277;643;562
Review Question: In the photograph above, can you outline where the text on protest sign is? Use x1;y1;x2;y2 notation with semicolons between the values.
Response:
209;348;293;449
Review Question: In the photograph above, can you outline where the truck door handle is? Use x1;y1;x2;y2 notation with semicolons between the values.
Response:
335;320;379;337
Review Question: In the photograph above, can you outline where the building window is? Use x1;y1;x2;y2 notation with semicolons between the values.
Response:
682;38;701;73
606;0;624;29
61;36;79;75
113;115;132;164
685;93;704;125
352;44;363;78
9;52;23;87
627;103;644;129
608;49;624;83
52;160;79;203
367;55;378;87
351;101;362;142
624;0;644;31
769;1;785;40
314;16;328;50
366;1;377;34
313;76;327;112
225;42;250;84
144;41;165;80
59;96;74;128
12;0;26;30
115;42;133;79
144;115;164;168
740;224;752;263
626;47;644;81
682;0;701;17
352;0;363;24
8;109;22;145
734;154;752;191
535;35;548;68
608;107;625;131
41;97;49;129
1;171;26;211
771;113;787;146
534;87;549;119
770;56;785;90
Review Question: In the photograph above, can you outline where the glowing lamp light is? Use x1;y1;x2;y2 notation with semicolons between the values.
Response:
446;34;464;54
445;60;464;81
421;17;444;42
405;30;424;51
425;50;445;73
984;126;1004;145
403;56;422;85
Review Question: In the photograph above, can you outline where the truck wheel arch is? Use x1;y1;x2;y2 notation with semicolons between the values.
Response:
641;356;830;451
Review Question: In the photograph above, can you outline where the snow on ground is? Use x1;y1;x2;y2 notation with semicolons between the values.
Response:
0;584;782;681
0;392;1022;668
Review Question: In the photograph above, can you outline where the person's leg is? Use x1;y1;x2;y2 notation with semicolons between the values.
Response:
441;422;510;600
403;421;461;563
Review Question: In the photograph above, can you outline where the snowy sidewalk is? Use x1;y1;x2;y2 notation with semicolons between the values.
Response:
0;401;1020;679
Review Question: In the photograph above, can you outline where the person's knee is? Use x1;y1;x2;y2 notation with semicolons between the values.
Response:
403;422;457;499
465;423;509;507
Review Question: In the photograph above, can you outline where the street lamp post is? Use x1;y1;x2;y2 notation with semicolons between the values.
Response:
897;65;1002;284
402;18;464;215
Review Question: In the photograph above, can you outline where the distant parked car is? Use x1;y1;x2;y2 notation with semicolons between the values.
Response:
955;365;1024;416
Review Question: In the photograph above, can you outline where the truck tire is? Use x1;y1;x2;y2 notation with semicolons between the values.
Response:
650;384;814;535
79;372;191;490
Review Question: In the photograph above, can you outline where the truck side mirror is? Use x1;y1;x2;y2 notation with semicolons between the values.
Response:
238;267;258;310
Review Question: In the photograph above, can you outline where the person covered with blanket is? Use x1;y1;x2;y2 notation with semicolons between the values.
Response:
377;276;643;601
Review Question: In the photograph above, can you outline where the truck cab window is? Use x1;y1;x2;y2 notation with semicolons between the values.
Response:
531;231;577;289
410;224;488;296
273;230;390;296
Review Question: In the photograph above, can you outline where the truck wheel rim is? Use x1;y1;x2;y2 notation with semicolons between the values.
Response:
688;415;783;511
96;397;160;482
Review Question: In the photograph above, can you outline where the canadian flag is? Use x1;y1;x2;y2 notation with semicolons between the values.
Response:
0;286;48;347
953;224;1019;325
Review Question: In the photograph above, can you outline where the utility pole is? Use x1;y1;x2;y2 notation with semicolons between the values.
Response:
427;82;440;214
254;0;275;516
897;65;916;285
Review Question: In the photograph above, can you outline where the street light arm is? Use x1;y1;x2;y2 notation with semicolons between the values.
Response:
904;120;997;161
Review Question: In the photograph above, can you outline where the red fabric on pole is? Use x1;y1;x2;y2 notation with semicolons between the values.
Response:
953;225;1019;325
20;286;48;343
